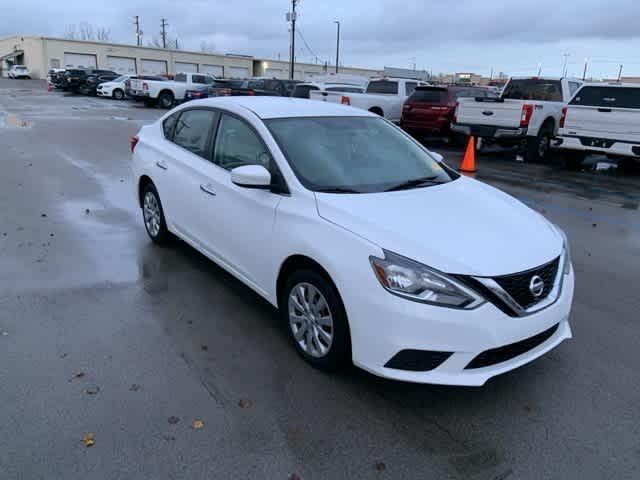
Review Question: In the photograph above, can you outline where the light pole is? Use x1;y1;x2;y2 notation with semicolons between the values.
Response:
334;20;340;74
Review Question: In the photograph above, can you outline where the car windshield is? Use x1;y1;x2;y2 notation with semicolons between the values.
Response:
265;117;457;193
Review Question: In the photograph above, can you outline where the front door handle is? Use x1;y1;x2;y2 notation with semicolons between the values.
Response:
200;184;217;196
156;161;168;170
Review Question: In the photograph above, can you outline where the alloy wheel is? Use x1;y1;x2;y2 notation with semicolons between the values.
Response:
143;191;161;237
288;283;334;358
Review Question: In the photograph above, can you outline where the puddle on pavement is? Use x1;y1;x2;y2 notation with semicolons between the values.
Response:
0;112;32;128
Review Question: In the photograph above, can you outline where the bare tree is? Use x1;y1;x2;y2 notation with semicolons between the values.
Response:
148;37;163;48
64;24;77;40
78;22;95;41
200;40;216;53
96;28;111;42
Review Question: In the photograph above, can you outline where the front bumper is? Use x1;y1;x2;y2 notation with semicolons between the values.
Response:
451;123;528;139
97;88;112;97
554;134;640;159
347;269;574;386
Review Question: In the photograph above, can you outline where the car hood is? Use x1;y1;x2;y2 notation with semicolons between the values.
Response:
98;81;120;88
315;176;562;276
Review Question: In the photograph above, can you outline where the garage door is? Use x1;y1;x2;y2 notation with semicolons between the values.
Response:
107;56;136;74
63;53;97;69
227;67;250;78
141;59;168;76
202;64;224;77
265;68;285;79
175;62;198;73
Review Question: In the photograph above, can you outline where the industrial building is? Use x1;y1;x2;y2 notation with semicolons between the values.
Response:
0;35;382;80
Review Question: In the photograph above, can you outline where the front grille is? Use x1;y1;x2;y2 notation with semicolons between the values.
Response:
465;323;559;369
493;258;560;310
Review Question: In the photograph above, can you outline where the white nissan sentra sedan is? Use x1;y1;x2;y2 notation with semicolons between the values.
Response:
131;97;574;386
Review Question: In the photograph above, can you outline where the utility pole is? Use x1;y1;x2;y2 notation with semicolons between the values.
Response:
134;16;142;46
160;18;168;49
582;58;589;81
617;64;623;82
537;63;543;76
334;20;341;74
489;67;493;81
288;0;298;80
562;52;570;77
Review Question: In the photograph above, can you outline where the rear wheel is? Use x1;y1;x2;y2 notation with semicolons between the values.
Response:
141;183;171;244
281;270;351;371
158;91;174;109
525;123;553;163
113;89;124;100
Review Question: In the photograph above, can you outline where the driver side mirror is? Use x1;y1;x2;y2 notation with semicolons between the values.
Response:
231;165;272;189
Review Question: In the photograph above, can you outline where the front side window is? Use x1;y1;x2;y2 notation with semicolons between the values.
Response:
172;109;216;158
266;117;457;193
213;114;273;171
405;82;418;96
192;75;207;84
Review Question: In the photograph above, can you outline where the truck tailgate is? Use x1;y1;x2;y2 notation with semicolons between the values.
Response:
309;90;346;104
564;106;640;141
129;79;144;91
457;99;523;128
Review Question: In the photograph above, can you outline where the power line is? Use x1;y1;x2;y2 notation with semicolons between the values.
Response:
296;28;325;65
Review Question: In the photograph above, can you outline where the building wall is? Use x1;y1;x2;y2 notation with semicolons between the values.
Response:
253;58;381;80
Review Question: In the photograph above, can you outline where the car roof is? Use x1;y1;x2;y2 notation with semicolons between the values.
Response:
192;96;375;119
579;82;640;88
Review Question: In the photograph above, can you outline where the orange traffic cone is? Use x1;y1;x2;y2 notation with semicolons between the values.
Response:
459;136;477;173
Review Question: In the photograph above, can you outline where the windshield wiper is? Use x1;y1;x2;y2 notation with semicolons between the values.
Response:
315;187;362;194
385;176;444;192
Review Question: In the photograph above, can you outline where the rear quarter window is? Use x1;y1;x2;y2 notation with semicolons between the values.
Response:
174;73;187;82
366;81;399;95
570;87;640;109
162;113;179;139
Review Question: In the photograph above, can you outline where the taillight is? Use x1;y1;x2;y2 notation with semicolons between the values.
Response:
559;107;568;128
142;82;149;91
520;104;534;127
341;96;351;106
130;136;139;153
247;89;255;96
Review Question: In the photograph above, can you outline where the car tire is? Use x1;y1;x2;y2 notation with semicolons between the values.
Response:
141;183;171;244
158;91;174;109
525;123;553;163
562;151;586;170
113;89;124;100
281;269;351;371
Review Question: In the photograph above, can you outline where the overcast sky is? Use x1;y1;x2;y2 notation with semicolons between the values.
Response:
2;0;640;78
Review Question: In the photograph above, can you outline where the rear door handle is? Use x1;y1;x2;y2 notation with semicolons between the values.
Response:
156;161;168;170
200;184;216;196
597;108;612;113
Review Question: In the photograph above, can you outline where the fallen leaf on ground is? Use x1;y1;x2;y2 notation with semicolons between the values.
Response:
192;419;204;429
69;371;86;382
375;462;386;471
40;213;47;218
85;386;100;395
82;433;95;447
168;416;180;425
85;209;90;214
129;384;141;392
238;399;252;409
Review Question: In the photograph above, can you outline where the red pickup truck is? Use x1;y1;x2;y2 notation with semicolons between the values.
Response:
401;85;496;141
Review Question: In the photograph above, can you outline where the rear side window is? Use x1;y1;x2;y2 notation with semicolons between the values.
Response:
292;85;319;98
172;109;217;158
408;88;447;103
366;81;399;94
192;75;208;84
175;73;187;82
570;87;640;109
502;79;563;101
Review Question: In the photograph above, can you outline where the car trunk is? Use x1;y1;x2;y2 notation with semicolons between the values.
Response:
456;99;524;128
403;88;453;125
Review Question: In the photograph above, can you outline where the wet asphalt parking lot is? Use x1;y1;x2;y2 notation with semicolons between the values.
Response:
0;79;639;480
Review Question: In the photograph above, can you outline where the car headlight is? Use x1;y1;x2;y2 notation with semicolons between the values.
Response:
554;225;572;275
370;250;485;309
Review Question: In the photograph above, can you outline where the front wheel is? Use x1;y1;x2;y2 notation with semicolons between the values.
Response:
158;91;174;109
281;270;351;371
141;183;171;244
113;89;124;100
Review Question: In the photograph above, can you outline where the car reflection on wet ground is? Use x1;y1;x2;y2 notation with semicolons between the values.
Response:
0;79;638;480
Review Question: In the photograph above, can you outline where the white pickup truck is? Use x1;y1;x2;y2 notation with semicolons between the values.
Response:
555;83;640;169
129;72;216;108
309;77;425;123
452;77;582;161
